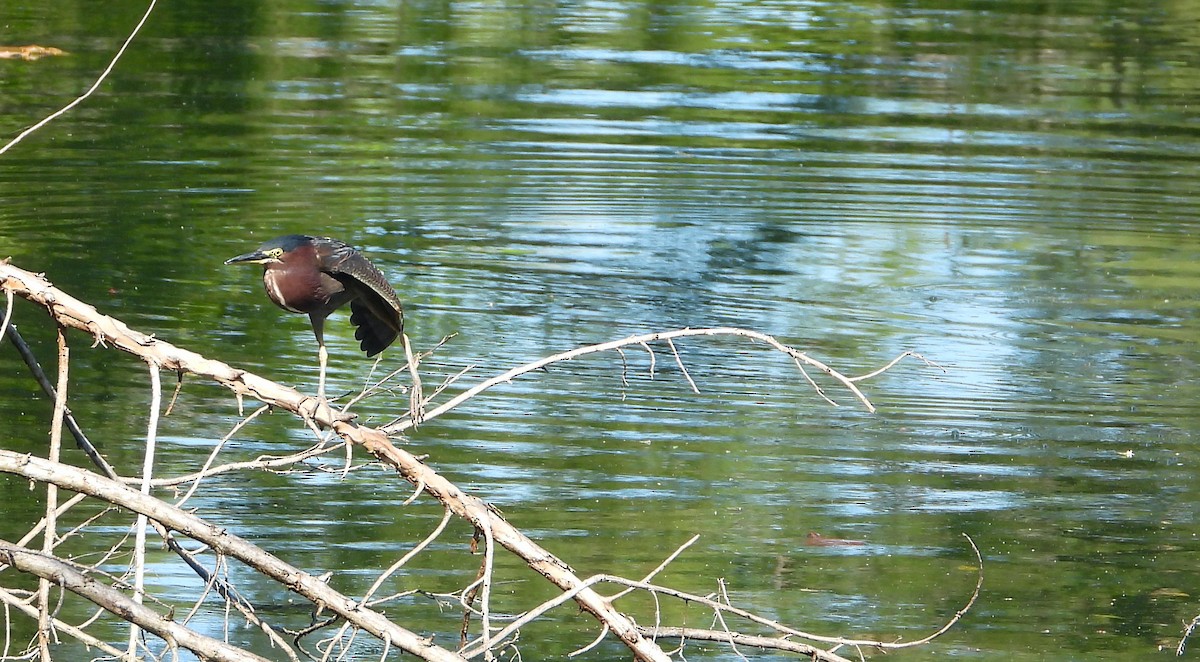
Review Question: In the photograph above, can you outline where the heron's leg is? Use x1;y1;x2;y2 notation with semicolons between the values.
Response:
318;344;328;401
310;315;328;400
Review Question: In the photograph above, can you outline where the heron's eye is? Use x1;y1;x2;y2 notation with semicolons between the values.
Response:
267;248;284;258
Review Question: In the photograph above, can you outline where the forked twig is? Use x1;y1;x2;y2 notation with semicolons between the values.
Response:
325;507;456;662
462;533;982;660
173;404;271;507
609;534;700;602
362;507;453;608
848;350;944;382
383;328;929;434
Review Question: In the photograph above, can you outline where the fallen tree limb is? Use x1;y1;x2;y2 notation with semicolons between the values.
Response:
0;539;270;662
0;261;347;426
0;451;466;662
1;260;952;660
1;260;672;660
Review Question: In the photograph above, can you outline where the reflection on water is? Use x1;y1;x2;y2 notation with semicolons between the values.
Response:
3;0;1200;659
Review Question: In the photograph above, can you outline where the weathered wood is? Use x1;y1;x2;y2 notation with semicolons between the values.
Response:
1;260;672;661
0;537;271;662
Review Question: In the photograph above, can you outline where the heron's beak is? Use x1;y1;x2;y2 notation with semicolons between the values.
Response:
224;250;270;265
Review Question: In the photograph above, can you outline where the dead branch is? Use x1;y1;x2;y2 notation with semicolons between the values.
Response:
1;261;674;660
0;451;466;662
462;534;982;660
0;539;272;662
636;627;855;662
4;290;294;648
1;261;350;427
380;324;929;435
0;584;127;659
127;359;163;656
1;260;957;660
5;322;113;473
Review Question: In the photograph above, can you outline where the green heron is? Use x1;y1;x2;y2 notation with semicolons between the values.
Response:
224;234;404;399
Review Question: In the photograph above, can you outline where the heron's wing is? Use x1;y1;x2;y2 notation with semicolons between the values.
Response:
315;238;405;355
350;300;400;356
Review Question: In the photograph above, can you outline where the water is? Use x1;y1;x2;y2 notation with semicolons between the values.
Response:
2;0;1200;659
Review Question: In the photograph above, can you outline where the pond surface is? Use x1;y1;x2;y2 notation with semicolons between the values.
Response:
2;0;1200;660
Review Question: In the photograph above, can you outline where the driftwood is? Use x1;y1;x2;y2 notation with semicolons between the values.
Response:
0;260;968;661
0;45;67;60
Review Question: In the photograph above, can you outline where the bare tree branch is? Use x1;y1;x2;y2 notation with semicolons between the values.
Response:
0;452;467;662
1;261;955;660
380;325;904;434
640;627;856;662
0;539;272;662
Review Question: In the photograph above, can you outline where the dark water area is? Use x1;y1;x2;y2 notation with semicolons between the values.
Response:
3;0;1200;659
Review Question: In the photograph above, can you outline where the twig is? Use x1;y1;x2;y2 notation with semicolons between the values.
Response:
466;534;701;657
460;567;486;648
361;507;453;607
1179;612;1200;655
2;596;11;659
0;0;157;156
341;359;406;412
848;351;944;383
640;342;656;378
567;625;610;658
423;364;476;409
887;533;983;649
0;287;12;345
636;627;854;662
164;370;185;416
340;432;355;480
615;347;630;401
478;511;496;657
5;322;115;475
346;333;457;412
609;534;700;602
132;440;344;489
404;333;425;426
666;338;699;394
128;359;162;656
38;325;69;659
712;578;749;661
794;359;837;407
403;476;427;506
1;540;274;662
17;493;92;549
174;404;271;507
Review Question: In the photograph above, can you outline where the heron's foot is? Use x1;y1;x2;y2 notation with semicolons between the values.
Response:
300;394;336;423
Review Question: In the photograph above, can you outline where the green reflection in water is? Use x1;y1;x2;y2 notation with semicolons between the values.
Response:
3;0;1200;659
